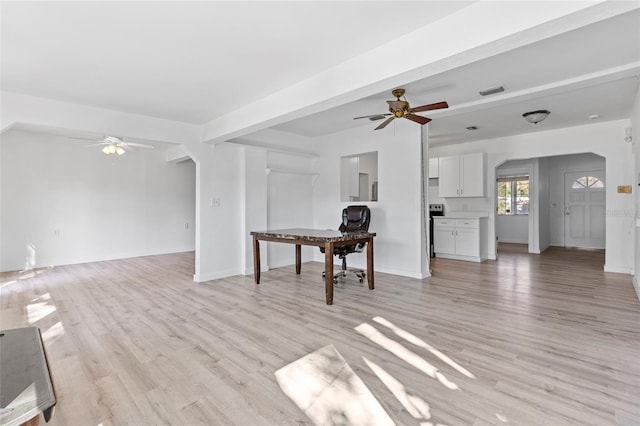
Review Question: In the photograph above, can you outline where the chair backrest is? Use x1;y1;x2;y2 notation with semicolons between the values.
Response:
338;205;370;233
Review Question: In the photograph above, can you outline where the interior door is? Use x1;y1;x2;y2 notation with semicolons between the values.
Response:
564;170;605;248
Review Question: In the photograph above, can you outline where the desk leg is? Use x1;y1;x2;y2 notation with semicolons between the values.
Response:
367;237;374;290
253;235;261;284
295;244;301;275
324;241;334;305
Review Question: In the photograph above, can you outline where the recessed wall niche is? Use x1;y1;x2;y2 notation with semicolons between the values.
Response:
340;151;378;202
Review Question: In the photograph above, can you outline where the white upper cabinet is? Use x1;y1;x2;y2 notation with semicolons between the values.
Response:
438;156;461;197
428;157;439;179
438;152;485;197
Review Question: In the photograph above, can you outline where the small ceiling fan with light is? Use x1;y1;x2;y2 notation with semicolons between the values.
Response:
79;135;154;156
354;88;449;130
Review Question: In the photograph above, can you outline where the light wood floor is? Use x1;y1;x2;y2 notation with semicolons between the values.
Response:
1;244;638;425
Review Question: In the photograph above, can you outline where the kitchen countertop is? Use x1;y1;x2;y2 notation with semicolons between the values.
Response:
441;211;489;218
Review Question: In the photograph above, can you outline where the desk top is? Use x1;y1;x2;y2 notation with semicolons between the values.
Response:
0;327;56;426
251;228;375;243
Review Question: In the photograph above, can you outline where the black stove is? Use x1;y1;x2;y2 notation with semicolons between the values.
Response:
429;204;444;258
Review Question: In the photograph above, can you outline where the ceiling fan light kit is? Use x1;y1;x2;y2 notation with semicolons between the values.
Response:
354;88;449;130
102;144;125;156
74;135;154;156
523;110;550;124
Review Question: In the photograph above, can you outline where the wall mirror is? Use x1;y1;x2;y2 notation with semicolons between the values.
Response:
340;151;378;202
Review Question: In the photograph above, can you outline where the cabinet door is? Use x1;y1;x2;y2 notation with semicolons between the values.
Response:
460;153;485;197
438;156;460;197
434;221;456;255
455;227;480;257
428;157;439;178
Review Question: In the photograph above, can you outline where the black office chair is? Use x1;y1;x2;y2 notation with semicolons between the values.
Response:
320;205;371;284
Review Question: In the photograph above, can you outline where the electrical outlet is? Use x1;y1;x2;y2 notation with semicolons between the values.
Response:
210;198;221;207
184;223;189;229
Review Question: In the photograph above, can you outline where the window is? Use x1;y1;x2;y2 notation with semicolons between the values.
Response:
571;176;604;189
497;176;529;215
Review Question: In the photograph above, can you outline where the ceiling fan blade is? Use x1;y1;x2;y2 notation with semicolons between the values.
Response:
410;101;449;113
123;142;154;149
86;142;109;146
354;113;391;120
375;117;395;130
405;114;432;125
69;136;98;141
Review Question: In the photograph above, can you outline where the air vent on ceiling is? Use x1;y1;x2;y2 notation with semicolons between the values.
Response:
479;86;504;96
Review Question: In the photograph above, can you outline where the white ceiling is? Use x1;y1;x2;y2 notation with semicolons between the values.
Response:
1;1;471;123
274;7;640;145
2;1;639;148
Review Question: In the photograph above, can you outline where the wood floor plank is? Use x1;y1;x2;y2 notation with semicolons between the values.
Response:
1;245;638;425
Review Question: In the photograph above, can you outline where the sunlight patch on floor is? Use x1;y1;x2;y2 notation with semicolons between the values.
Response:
275;317;479;424
363;356;431;420
0;279;17;289
41;321;65;345
275;344;394;426
355;323;459;390
372;316;475;379
1;267;50;289
27;293;56;325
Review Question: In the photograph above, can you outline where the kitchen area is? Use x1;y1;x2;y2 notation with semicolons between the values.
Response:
428;152;490;263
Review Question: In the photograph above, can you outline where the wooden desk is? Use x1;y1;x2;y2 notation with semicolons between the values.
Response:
0;327;56;426
250;228;376;305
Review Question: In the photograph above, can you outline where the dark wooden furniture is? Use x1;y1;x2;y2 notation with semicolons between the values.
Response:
250;228;376;305
0;327;56;426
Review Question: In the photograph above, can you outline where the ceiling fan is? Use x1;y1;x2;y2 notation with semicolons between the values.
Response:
354;88;449;130
78;135;154;156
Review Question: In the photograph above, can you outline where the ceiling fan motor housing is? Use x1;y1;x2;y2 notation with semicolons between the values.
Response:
388;100;409;117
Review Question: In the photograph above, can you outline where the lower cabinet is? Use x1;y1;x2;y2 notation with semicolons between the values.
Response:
433;217;485;262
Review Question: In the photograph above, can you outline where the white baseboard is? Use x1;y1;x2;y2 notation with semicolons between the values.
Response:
603;265;632;274
374;266;429;279
194;268;239;282
633;276;640;301
243;265;269;276
433;253;483;263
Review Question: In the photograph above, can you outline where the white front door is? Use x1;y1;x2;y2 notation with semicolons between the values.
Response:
564;171;605;248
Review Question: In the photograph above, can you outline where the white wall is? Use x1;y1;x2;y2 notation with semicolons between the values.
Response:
1;129;196;271
195;142;245;281
537;157;551;252
631;85;640;296
266;151;315;269
430;120;635;274
496;216;529;244
241;147;267;275
312;122;428;279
